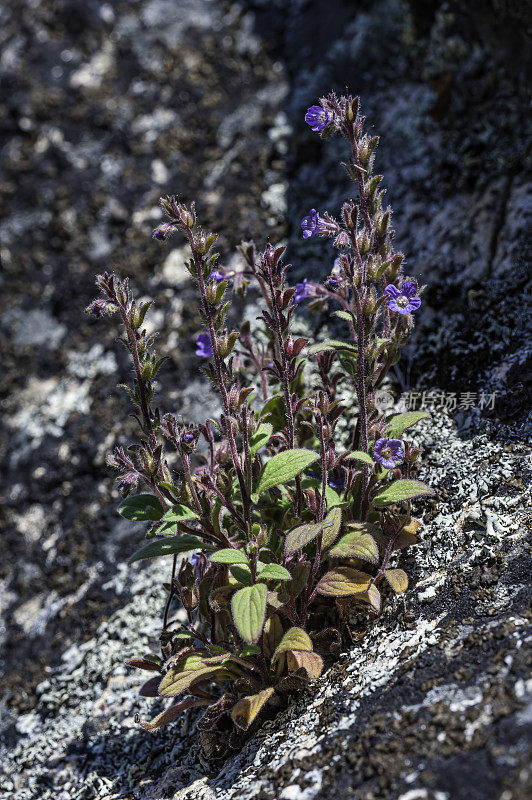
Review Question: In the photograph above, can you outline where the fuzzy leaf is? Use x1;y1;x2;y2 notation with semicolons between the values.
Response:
231;687;275;731
354;584;382;613
307;339;358;356
258;563;292;581
344;450;375;466
384;411;429;438
328;532;379;564
125;657;162;673
272;627;313;663
159;655;228;697
373;479;434;507
229;564;253;586
119;494;165;521
161;504;200;523
128;534;205;563
262;614;284;659
136;698;205;731
231;584;267;644
316;567;372;597
249;423;273;457
333;310;355;323
321;506;342;549
286;650;324;681
284;522;322;556
285;562;311;598
254;449;319;500
384;568;408;594
210;549;249;565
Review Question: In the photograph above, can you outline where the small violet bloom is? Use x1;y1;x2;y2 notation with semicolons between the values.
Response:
301;208;323;239
182;432;195;443
209;269;225;283
294;278;312;303
328;474;345;491
195;333;213;358
305;105;332;132
384;281;421;315
374;438;404;469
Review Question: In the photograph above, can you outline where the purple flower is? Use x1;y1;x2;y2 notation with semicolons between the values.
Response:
209;269;225;283
325;276;339;290
182;432;195;443
294;278;312;303
384;281;421;315
374;438;404;469
152;223;175;242
305;105;332;132
85;299;108;318
328;473;345;491
301;208;323;239
195;333;213;358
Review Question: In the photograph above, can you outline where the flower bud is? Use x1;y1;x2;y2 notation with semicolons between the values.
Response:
219;330;239;358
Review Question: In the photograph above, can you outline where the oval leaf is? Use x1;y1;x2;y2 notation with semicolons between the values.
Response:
254;449;319;499
249;423;273;457
316;567;372;597
119;494;165;521
128;534;205;563
231;584;267;644
384;568;408;594
321;506;342;549
286;650;324;681
307;339;358;356
161;504;200;523
210;549;249;565
258;563;292;581
229;564;253;586
373;479;434;507
284;522;322;556
354;584;382;614
272;627;313;663
231;687;275;730
328;532;379;564
344;450;375;466
384;411;429;438
285;561;311;598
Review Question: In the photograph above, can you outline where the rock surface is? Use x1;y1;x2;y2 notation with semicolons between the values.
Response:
1;1;530;799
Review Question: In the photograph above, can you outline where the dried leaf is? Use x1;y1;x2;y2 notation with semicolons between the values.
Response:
311;627;342;655
136;698;205;732
286;650;324;681
354;584;382;614
316;567;372;597
231;687;275;730
384;568;408;594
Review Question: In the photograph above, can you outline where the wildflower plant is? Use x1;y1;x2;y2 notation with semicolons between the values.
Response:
87;93;434;755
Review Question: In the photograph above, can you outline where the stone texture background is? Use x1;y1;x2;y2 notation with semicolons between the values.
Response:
0;1;530;798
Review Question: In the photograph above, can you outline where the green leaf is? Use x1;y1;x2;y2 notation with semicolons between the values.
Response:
128;534;205;563
210;549;249;565
258;563;291;581
333;310;354;323
307;339;358;356
161;504;200;523
249;423;273;457
344;450;375;466
316;567;372;597
231;584;268;644
384;411;429;439
254;449;319;500
321;506;342;549
373;479;434;507
328;532;379;564
284;522;322;556
119;494;165;521
239;645;260;657
272;627;313;663
299;477;343;508
285;561;311;598
229;564;253;585
159;655;229;697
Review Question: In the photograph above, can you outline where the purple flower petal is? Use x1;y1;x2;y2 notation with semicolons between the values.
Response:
195;333;213;358
384;284;400;299
406;296;421;312
304;105;331;132
401;281;417;297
